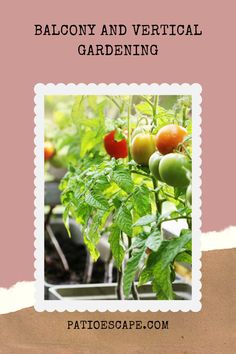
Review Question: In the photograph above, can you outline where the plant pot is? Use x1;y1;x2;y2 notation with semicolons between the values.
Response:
45;181;61;206
48;280;192;301
47;165;67;181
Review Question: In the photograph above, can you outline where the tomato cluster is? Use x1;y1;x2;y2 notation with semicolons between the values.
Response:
103;124;191;190
148;124;191;188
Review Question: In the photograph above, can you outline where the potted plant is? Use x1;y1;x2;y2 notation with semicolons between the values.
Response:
46;94;192;300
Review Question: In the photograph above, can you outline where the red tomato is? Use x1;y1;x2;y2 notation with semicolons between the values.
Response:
44;141;56;161
155;124;187;155
103;130;128;159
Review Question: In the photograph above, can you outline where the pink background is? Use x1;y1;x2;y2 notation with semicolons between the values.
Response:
1;0;235;287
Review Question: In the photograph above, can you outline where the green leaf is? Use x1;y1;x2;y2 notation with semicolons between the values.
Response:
75;200;91;225
71;96;85;127
94;175;110;192
138;267;153;286
135;102;153;116
133;214;156;227
123;247;146;298
112;167;134;194
175;251;192;263
139;231;192;289
85;191;110;211
155;106;176;127
174;186;187;198
132;185;151;217
62;205;71;238
108;225;125;269
132;232;149;249
152;266;174;300
84;235;100;262
145;230;162;252
159;231;192;268
80;129;102;158
114;129;126;142
83;227;100;261
112;195;122;209
115;204;132;237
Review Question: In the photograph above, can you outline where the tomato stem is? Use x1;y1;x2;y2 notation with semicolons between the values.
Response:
140;95;153;109
158;215;192;228
182;106;187;128
106;95;122;112
130;170;152;179
152;176;161;216
152;95;158;127
178;142;192;161
127;96;139;300
127;236;140;300
161;190;185;205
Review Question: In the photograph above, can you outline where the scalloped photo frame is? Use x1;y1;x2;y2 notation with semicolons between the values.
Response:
34;83;202;312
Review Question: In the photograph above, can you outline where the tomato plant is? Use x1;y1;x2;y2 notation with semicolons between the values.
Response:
55;94;193;300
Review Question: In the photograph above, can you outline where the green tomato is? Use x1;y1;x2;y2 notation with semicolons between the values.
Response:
131;133;156;166
50;151;68;168
186;184;192;206
159;153;191;187
148;151;163;181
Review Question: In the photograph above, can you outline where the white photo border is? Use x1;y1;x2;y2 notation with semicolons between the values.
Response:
34;83;202;312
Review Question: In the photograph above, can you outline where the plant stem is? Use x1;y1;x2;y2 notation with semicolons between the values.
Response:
161;190;185;205
152;176;161;215
130;170;152;179
106;96;122;112
152;95;158;127
117;262;124;300
158;216;192;228
137;116;149;126
128;236;139;300
127;96;139;300
182;106;187;127
178;142;192;161
140;95;153;108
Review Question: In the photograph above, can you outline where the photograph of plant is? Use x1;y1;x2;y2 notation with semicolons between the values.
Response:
44;94;192;301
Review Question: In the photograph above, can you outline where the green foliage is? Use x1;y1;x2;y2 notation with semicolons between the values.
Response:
54;94;193;300
123;232;148;298
112;166;134;193
139;231;192;299
108;225;125;269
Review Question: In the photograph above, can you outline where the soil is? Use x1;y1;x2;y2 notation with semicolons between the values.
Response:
44;226;116;285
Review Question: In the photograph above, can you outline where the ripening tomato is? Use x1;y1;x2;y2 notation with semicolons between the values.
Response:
155;124;187;155
148;151;163;181
103;130;128;159
131;133;156;166
44;141;56;161
159;153;191;187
